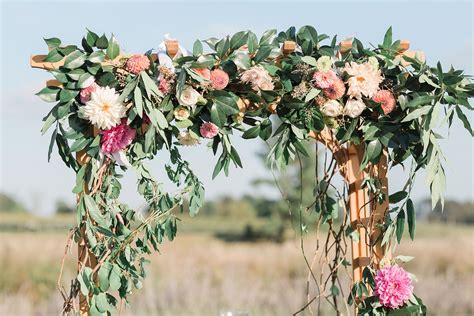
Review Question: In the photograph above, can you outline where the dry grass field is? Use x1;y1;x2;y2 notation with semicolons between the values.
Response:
0;221;473;316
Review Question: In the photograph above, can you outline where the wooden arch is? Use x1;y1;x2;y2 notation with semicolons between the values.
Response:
30;38;419;315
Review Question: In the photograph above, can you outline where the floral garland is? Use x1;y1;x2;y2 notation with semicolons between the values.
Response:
35;26;473;315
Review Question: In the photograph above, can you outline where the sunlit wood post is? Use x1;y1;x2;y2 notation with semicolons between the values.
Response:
30;42;178;315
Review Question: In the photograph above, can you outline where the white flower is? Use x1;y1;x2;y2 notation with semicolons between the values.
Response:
320;100;343;117
84;86;126;130
178;85;200;107
368;56;379;71
344;99;366;118
240;66;274;91
178;131;200;146
316;56;332;72
344;62;383;98
174;107;190;121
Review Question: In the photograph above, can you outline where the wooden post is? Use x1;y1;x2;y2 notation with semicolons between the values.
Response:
31;42;179;315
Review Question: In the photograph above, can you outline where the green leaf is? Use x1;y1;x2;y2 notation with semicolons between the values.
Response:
297;26;318;43
63;51;86;69
230;31;248;50
366;139;382;163
305;88;320;102
36;86;60;103
77;73;95;88
242;125;261;139
455;106;473;136
404;95;434;109
383;26;392;48
44;48;63;62
213;93;239;115
193;39;203;56
134;87;143;117
59;89;79;103
109;264;122;291
259;29;277;46
98;262;112;291
141;72;162;98
401;105;432;122
88;50;105;63
85;29;99;47
78;267;93;296
106;34;120;59
253;46;272;64
210;103;226;128
247;32;258;54
301;56;317;67
44;37;61;49
406;199;416;240
96;34;108;49
83;195;107;227
396;210;405;243
95;293;109;313
389;191;408;204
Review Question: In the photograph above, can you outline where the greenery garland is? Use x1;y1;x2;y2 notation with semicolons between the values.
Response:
35;26;473;315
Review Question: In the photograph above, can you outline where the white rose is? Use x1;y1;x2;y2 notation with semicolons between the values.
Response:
321;100;343;117
344;99;366;118
178;85;200;107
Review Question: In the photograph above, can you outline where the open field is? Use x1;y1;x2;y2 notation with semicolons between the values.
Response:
0;219;473;315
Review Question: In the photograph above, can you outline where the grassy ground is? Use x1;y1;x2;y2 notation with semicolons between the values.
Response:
0;215;473;315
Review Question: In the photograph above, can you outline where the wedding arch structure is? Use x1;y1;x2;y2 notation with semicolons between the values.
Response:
31;26;472;315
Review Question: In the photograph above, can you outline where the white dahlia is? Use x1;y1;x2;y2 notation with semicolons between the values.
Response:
344;62;383;98
84;86;126;130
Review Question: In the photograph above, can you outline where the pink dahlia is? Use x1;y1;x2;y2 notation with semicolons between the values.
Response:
159;78;171;95
200;122;219;139
193;68;211;80
210;69;229;90
375;265;413;309
126;55;150;75
313;70;338;89
373;90;396;115
100;119;136;154
80;82;98;104
323;78;346;100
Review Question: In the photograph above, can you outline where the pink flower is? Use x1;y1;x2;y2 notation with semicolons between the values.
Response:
126;55;150;75
323;78;346;100
210;69;229;90
375;265;413;309
100;119;136;154
80;82;98;104
373;90;396;114
200;122;219;139
313;70;338;89
159;78;171;95
193;68;211;80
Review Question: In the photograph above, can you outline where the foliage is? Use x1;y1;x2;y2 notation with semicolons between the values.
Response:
35;26;472;315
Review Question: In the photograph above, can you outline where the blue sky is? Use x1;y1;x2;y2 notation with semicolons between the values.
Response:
1;1;473;215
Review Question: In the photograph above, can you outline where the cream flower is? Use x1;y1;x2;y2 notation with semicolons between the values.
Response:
316;56;332;72
178;131;200;146
344;99;366;118
178;85;200;107
320;100;343;117
344;62;383;98
84;86;126;130
174;107;190;121
240;66;274;91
